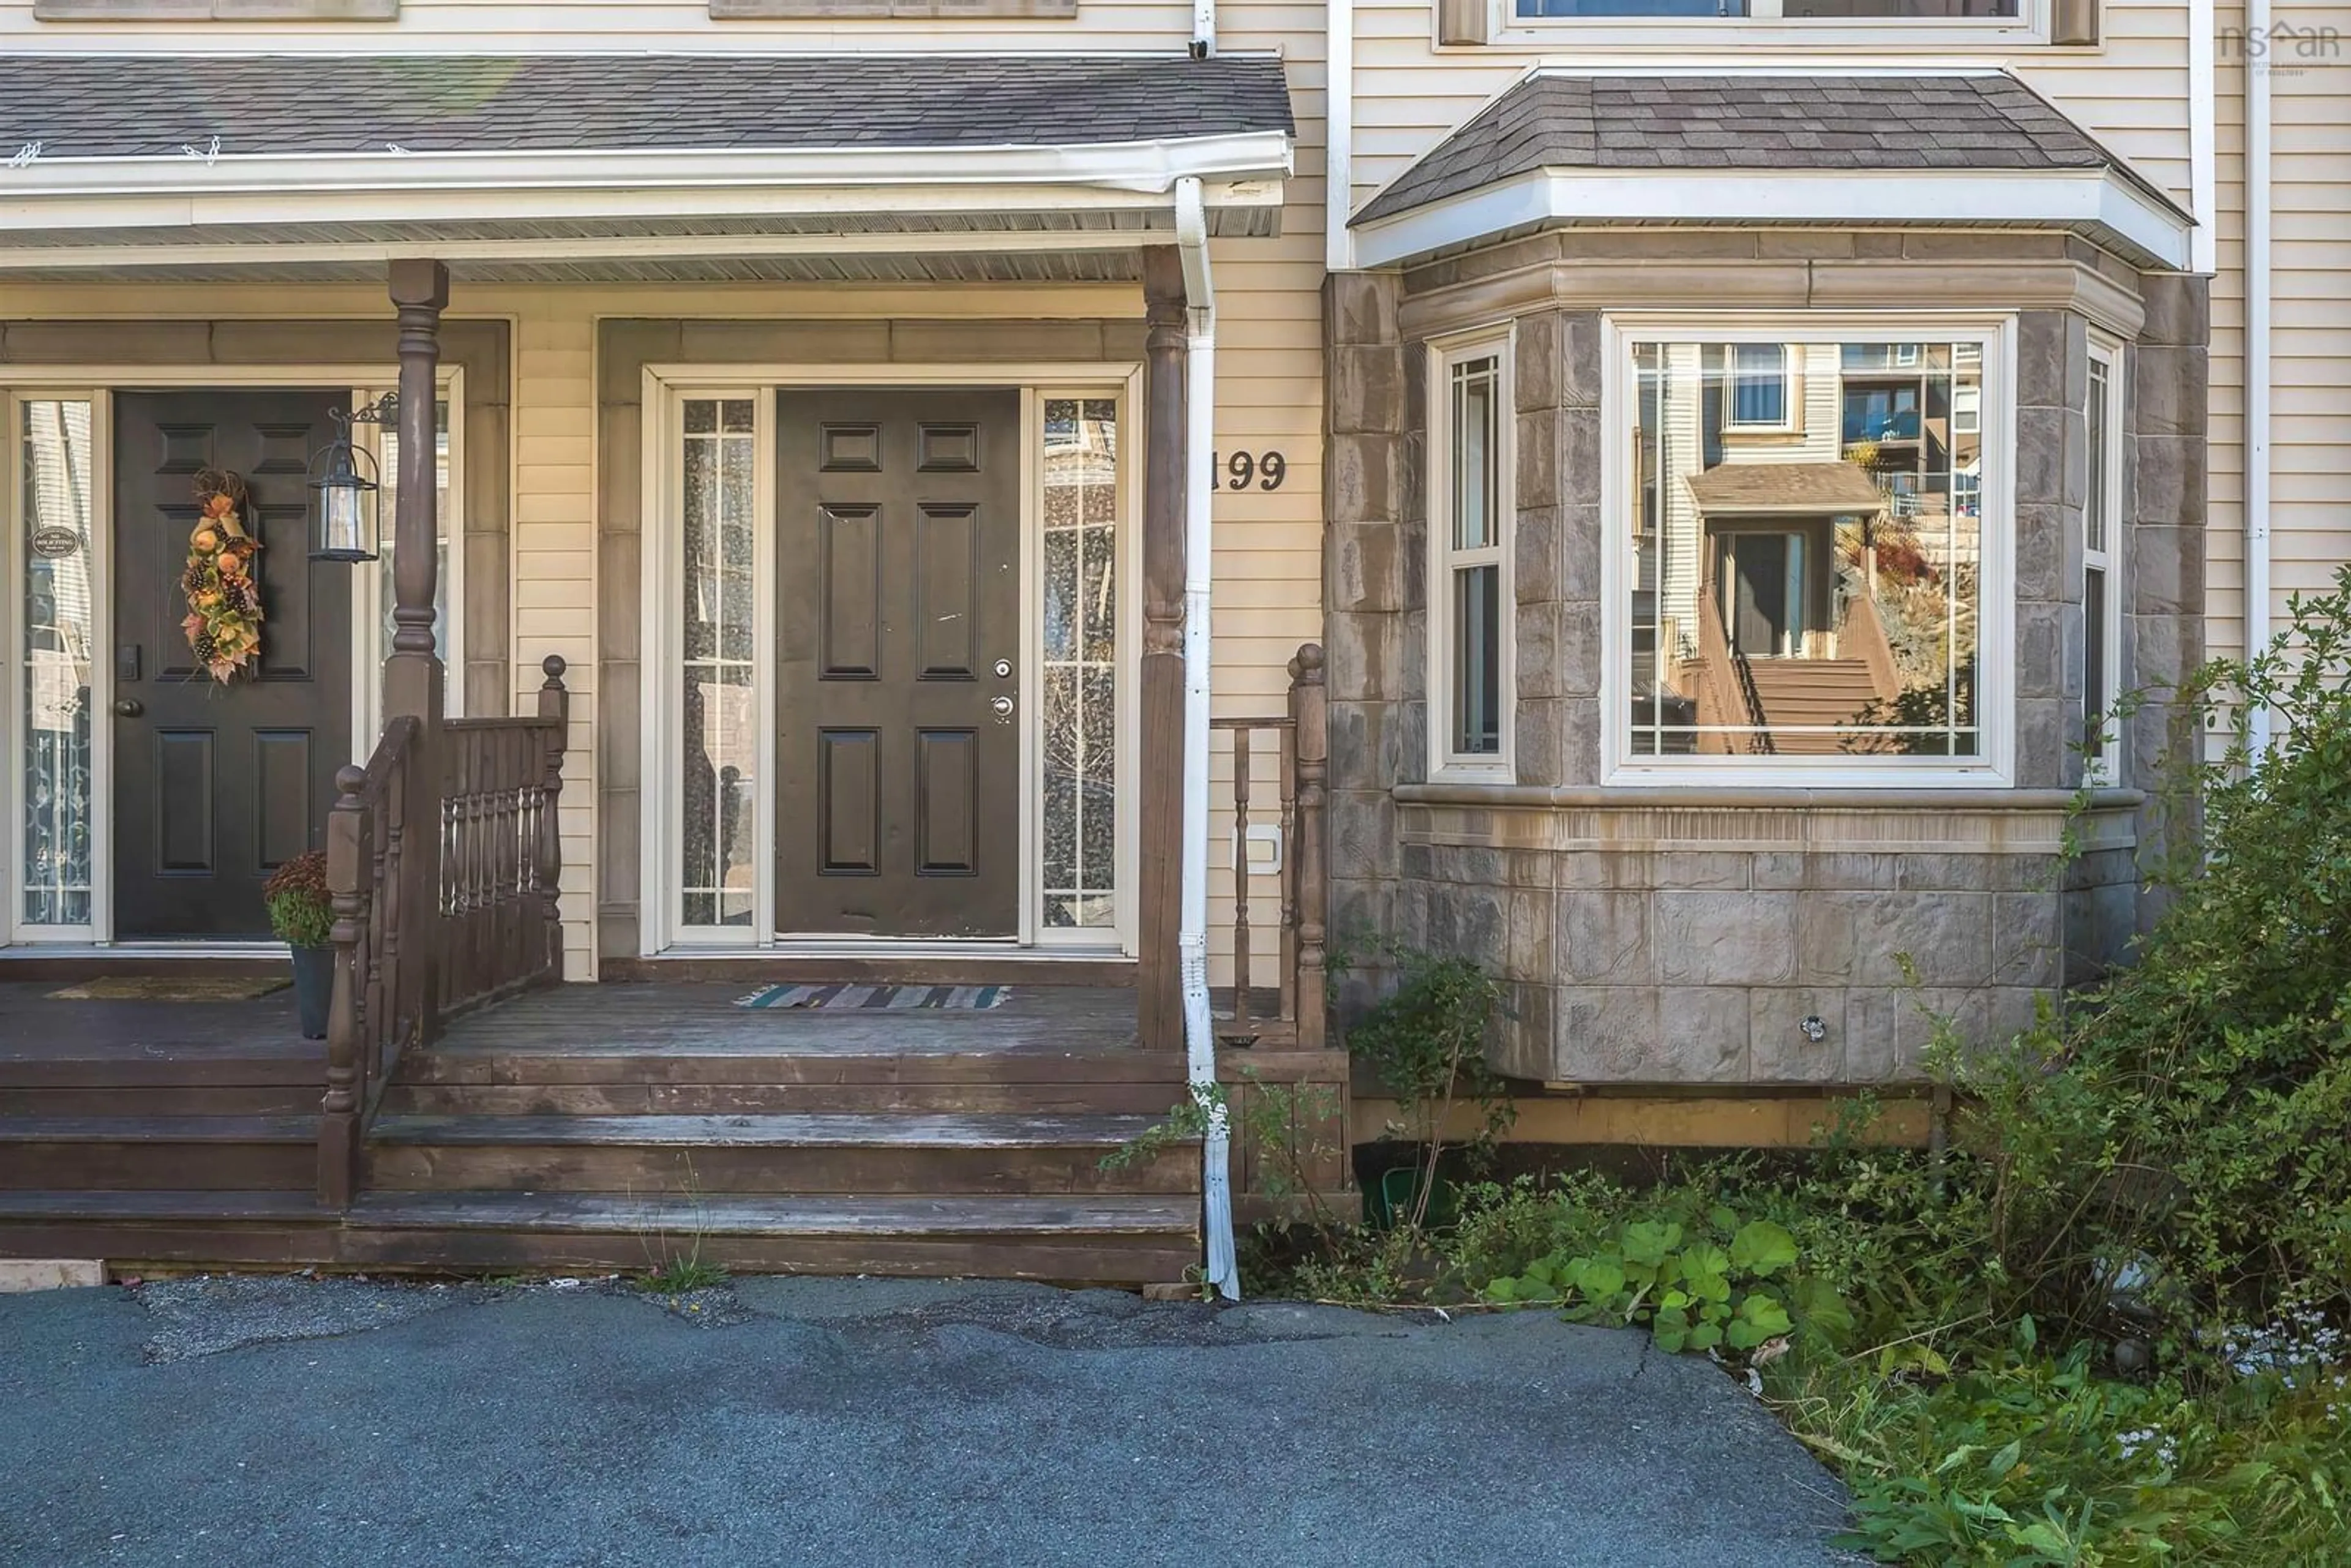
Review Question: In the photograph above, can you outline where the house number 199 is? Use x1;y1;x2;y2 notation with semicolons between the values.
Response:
1211;450;1287;491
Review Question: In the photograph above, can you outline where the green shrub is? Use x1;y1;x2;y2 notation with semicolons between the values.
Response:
262;849;333;948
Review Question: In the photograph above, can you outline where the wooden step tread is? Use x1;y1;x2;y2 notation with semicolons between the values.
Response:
399;1050;1187;1087
0;1115;317;1144
0;1189;1195;1237
370;1112;1172;1149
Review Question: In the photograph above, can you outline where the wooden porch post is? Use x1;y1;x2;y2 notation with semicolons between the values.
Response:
384;258;449;1045
1138;247;1188;1051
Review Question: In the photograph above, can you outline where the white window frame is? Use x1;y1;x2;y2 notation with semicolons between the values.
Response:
1428;327;1517;783
636;364;1142;960
1722;342;1797;434
1600;312;2017;788
1487;0;2048;47
2083;335;2125;786
1;362;419;949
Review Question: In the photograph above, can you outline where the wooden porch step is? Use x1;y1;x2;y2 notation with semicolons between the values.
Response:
363;1111;1193;1197
0;1116;316;1192
0;1190;1198;1285
378;1079;1185;1117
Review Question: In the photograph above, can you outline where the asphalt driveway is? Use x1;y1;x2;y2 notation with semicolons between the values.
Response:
0;1275;1853;1566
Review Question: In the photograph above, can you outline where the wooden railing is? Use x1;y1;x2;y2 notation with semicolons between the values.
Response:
318;656;569;1206
1208;643;1327;1051
1691;582;1774;756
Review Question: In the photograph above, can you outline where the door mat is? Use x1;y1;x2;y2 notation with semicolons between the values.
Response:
47;976;290;1002
735;983;1011;1012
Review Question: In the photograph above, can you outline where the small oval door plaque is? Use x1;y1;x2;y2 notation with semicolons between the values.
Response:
29;525;81;560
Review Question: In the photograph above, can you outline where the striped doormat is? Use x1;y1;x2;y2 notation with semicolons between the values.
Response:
735;983;1011;1011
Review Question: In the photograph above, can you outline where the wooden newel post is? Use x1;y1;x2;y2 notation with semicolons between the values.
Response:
1137;246;1188;1051
1288;643;1328;1052
318;765;370;1208
536;655;569;980
384;258;449;1046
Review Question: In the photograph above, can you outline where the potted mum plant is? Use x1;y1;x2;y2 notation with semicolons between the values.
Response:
264;850;336;1040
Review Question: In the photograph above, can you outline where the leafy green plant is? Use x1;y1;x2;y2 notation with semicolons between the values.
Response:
1330;939;1515;1232
262;849;333;947
1105;1070;1346;1253
637;1256;728;1294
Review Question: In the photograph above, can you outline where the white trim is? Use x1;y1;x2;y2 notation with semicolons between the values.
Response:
1600;312;2017;789
636;363;1142;962
1350;167;2195;272
1326;0;1357;272
1427;326;1518;784
0;134;1297;200
2083;336;2124;786
1487;6;2048;48
2189;0;2219;276
2;364;402;947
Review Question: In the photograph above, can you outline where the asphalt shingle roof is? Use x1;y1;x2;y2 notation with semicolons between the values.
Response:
0;54;1295;160
1354;73;2172;225
1686;462;1891;516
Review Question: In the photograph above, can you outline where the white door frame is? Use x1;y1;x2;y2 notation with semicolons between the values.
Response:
0;365;459;947
637;362;1144;959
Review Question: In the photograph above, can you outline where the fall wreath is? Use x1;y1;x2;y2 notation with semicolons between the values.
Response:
181;468;264;683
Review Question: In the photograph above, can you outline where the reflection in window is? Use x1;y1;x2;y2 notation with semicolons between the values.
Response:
1041;398;1119;929
1727;343;1789;428
1627;339;1985;760
1444;351;1506;760
680;397;759;928
20;400;96;926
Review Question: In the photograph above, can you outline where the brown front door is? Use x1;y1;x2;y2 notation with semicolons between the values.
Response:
112;391;353;939
774;389;1022;938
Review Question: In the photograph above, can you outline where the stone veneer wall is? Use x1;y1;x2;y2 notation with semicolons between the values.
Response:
1321;233;2209;1086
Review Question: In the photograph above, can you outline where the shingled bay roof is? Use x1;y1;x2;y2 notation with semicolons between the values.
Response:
1687;462;1891;517
0;53;1296;160
1353;72;2180;226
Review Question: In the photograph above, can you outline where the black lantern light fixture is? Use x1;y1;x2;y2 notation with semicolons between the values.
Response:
307;392;399;562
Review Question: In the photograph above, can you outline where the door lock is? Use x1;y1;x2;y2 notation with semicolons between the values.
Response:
989;695;1015;719
993;659;1013;679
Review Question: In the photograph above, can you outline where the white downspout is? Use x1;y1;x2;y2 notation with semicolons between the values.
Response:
1175;176;1239;1300
1191;0;1215;55
2246;0;2273;752
1326;0;1355;274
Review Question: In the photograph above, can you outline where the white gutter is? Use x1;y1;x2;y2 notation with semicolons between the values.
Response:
2189;0;2218;275
2246;0;2273;751
1326;0;1355;272
1174;174;1240;1301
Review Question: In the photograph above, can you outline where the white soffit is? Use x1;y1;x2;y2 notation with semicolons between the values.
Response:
1351;167;2194;273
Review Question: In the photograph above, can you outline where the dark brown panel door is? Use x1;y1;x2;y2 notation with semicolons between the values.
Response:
776;390;1021;937
113;391;353;939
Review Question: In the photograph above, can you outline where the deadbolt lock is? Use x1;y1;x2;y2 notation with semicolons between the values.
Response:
993;659;1013;678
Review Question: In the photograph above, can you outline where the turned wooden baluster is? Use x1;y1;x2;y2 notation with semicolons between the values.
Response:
536;656;569;980
1289;643;1329;1052
319;765;371;1208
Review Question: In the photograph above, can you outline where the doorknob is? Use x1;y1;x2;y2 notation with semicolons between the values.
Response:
990;696;1015;718
113;698;144;718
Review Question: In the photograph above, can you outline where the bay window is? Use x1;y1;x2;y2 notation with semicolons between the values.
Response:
1431;334;1513;778
1612;323;2006;779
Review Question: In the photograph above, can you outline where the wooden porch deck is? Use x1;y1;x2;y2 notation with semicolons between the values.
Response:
0;978;1210;1284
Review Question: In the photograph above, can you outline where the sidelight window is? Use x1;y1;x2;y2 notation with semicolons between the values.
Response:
1614;324;2006;778
1040;398;1120;930
1431;335;1514;779
679;396;760;929
2083;342;2123;782
15;398;97;928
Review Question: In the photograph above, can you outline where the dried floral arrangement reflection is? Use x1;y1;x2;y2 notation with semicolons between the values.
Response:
181;467;263;682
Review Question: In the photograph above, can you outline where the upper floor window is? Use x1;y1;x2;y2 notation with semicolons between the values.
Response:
1610;321;2009;784
1515;0;2016;14
1431;332;1515;779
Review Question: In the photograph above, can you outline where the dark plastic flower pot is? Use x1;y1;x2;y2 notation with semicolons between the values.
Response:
290;943;334;1041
